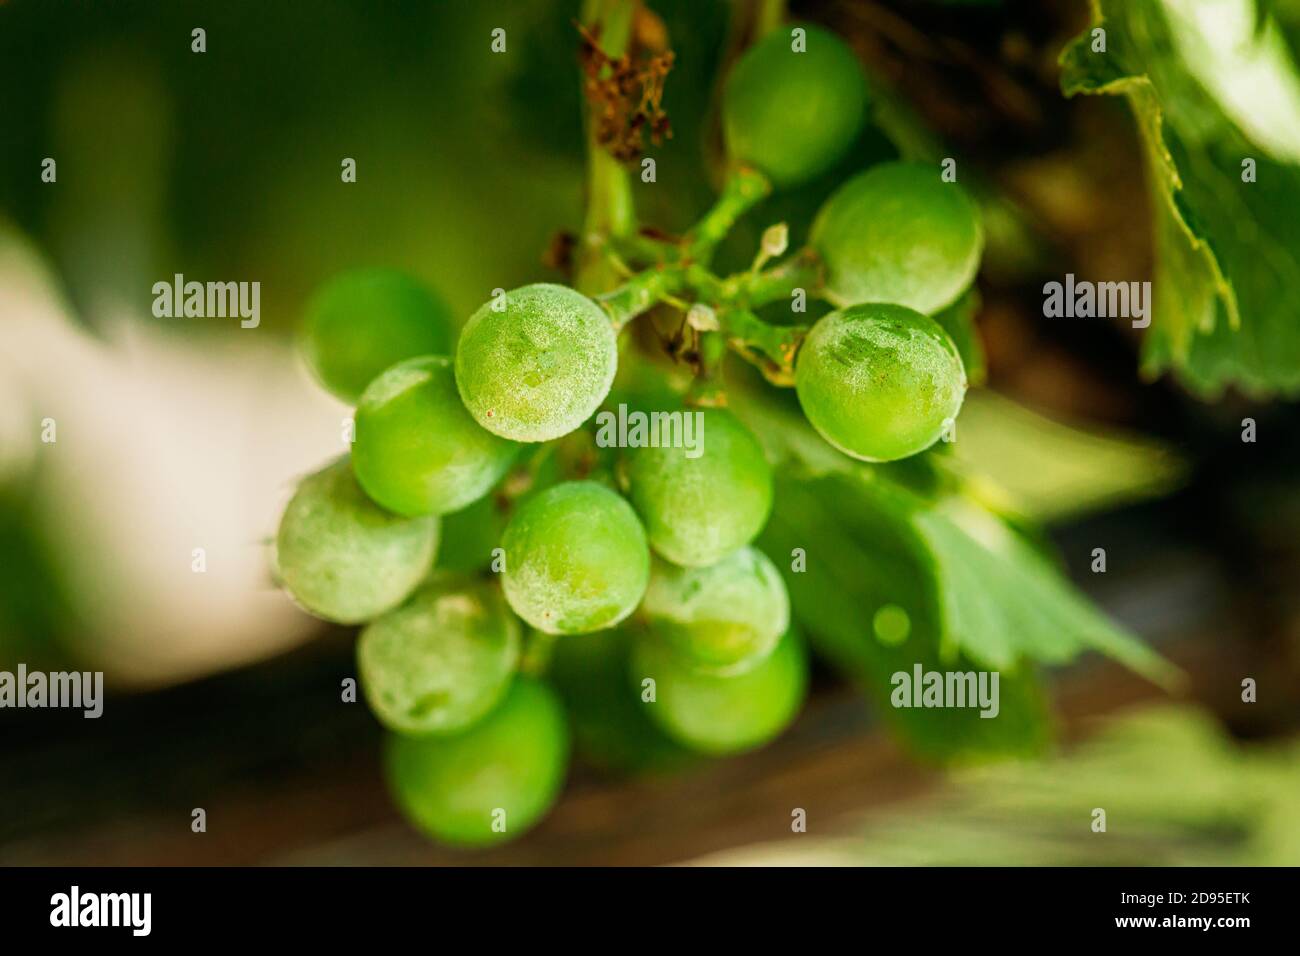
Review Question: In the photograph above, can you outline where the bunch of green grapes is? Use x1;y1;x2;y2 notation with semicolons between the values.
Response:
273;15;983;849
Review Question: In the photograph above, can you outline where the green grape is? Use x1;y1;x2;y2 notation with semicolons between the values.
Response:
353;355;519;517
501;481;650;635
275;458;439;624
358;576;520;736
301;269;454;404
722;25;868;187
633;625;808;755
455;283;617;442
624;408;773;567
810;161;983;314
385;676;568;847
795;302;967;462
641;546;790;674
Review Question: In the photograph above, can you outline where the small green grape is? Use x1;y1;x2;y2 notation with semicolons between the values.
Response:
501;481;650;635
353;356;519;517
641;546;790;674
633;625;808;755
301;269;454;404
795;303;967;462
385;677;568;847
624;408;773;567
455;284;617;442
810;161;983;314
275;458;439;624
722;25;868;187
358;577;520;736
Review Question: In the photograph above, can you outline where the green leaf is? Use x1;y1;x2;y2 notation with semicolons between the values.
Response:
905;492;1180;687
1060;0;1300;397
847;705;1300;866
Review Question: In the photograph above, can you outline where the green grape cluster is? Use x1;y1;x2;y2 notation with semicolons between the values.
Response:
272;13;987;849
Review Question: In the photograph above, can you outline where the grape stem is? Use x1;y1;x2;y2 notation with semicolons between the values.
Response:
754;0;787;37
609;231;680;265
597;250;817;379
685;331;730;406
596;265;686;329
606;165;774;268
718;307;805;385
575;0;639;296
683;248;823;308
683;165;772;262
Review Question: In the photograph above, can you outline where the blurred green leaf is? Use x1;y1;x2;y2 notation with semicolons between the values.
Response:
855;705;1300;865
946;390;1185;524
906;492;1179;686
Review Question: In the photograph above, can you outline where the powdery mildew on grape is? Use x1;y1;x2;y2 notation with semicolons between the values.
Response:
797;304;966;461
358;580;520;735
642;546;790;673
456;283;618;442
275;459;439;624
501;482;650;634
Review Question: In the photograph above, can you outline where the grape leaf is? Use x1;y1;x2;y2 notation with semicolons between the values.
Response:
760;472;1053;762
1060;0;1300;397
904;491;1178;685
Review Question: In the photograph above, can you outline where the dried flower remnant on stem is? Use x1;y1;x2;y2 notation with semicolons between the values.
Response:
578;19;675;163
